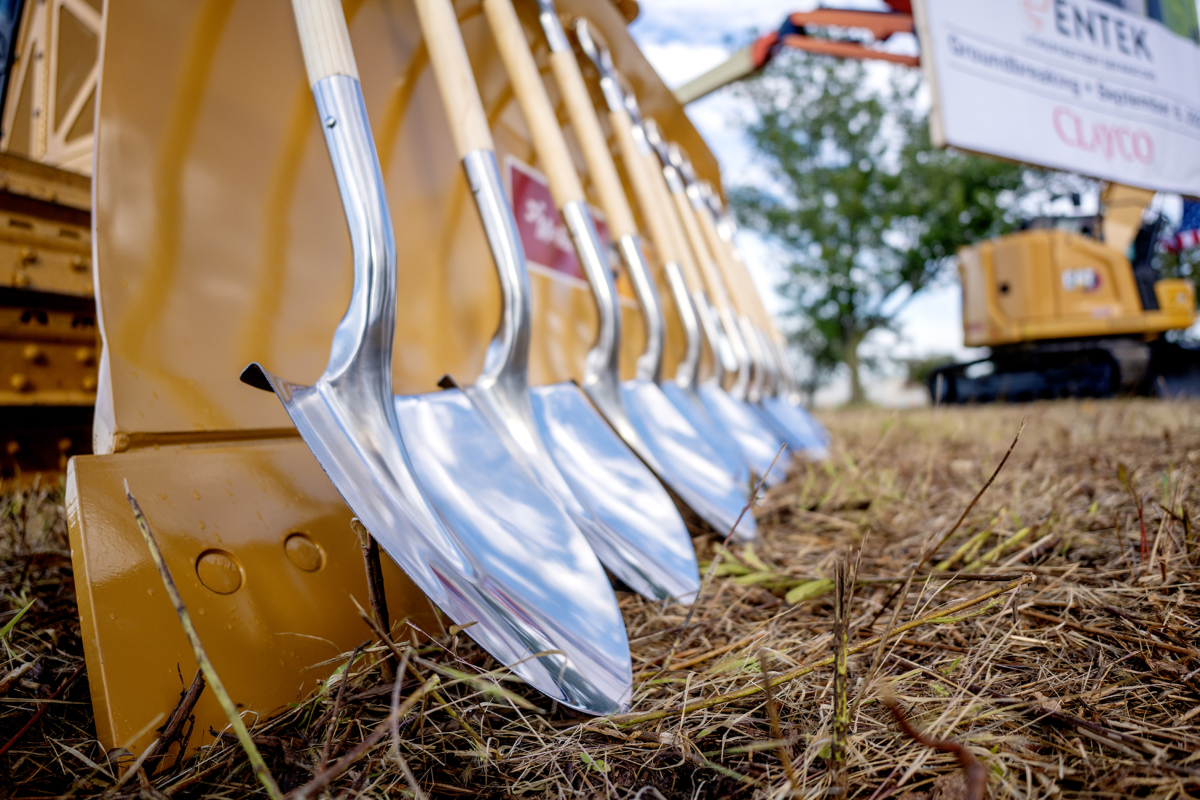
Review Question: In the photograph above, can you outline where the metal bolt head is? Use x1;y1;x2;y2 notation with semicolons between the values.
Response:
82;374;97;391
10;373;29;391
75;346;95;365
284;533;325;572
196;549;244;594
22;344;43;363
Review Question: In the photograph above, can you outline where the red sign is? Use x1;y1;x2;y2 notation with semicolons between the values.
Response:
507;157;612;281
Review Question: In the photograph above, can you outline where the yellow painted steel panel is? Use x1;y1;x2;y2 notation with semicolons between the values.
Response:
959;228;1196;348
992;232;1055;323
92;0;715;452
1051;230;1138;322
68;439;442;757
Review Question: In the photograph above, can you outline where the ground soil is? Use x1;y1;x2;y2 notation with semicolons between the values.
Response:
2;399;1199;798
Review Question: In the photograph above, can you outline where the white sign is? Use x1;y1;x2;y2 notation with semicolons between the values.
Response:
914;0;1200;195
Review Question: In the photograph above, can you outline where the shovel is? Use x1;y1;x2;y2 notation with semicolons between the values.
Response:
570;18;753;493
683;174;829;457
412;0;699;605
242;0;631;715
528;0;754;505
482;0;757;541
698;184;831;452
664;145;823;462
627;102;791;487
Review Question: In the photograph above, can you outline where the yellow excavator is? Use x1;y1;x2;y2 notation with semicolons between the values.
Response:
931;184;1199;402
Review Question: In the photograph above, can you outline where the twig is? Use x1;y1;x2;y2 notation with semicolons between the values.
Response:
1020;609;1200;659
924;420;1027;571
352;518;393;683
288;667;439;800
611;574;1033;725
0;661;85;757
857;573;1028;584
320;642;364;772
857;421;1025;729
1118;464;1149;566
759;649;798;794
831;555;856;796
961;679;1200;780
124;482;283;800
145;668;206;773
354;599;490;754
882;695;986;800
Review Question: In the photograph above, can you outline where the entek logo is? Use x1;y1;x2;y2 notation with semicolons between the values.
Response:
1027;0;1153;59
1023;0;1053;32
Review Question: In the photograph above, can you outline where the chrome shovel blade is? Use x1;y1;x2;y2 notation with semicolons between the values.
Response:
394;389;633;711
658;380;752;490
243;75;631;715
531;382;699;602
697;382;790;488
759;395;829;460
245;366;632;714
554;202;754;540
621;379;757;541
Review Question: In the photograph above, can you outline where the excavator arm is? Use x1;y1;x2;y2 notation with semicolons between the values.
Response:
674;2;918;105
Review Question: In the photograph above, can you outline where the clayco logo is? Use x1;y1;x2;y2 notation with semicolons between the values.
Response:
1062;266;1102;292
1022;0;1053;32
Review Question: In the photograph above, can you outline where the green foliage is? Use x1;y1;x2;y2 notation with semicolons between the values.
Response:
730;53;1042;402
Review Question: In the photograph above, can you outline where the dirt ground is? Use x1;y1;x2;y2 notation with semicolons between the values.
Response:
3;398;1200;799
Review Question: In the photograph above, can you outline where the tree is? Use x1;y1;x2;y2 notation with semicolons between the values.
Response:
730;52;1039;404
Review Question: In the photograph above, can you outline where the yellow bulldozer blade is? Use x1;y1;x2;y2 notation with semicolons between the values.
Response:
68;438;440;757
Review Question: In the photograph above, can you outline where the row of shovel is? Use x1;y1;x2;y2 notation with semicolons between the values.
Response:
241;0;829;716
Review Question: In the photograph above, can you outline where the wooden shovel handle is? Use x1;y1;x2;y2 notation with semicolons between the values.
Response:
547;47;637;238
693;193;753;316
668;177;732;310
643;151;707;288
608;108;676;260
291;0;360;86
700;189;776;333
412;0;495;157
483;0;585;207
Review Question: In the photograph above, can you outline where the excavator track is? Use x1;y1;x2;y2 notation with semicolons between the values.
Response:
929;336;1200;403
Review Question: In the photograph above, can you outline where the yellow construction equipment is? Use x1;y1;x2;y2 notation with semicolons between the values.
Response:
932;183;1200;402
0;0;810;759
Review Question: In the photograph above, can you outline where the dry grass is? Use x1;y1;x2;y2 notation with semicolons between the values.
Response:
3;398;1200;799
